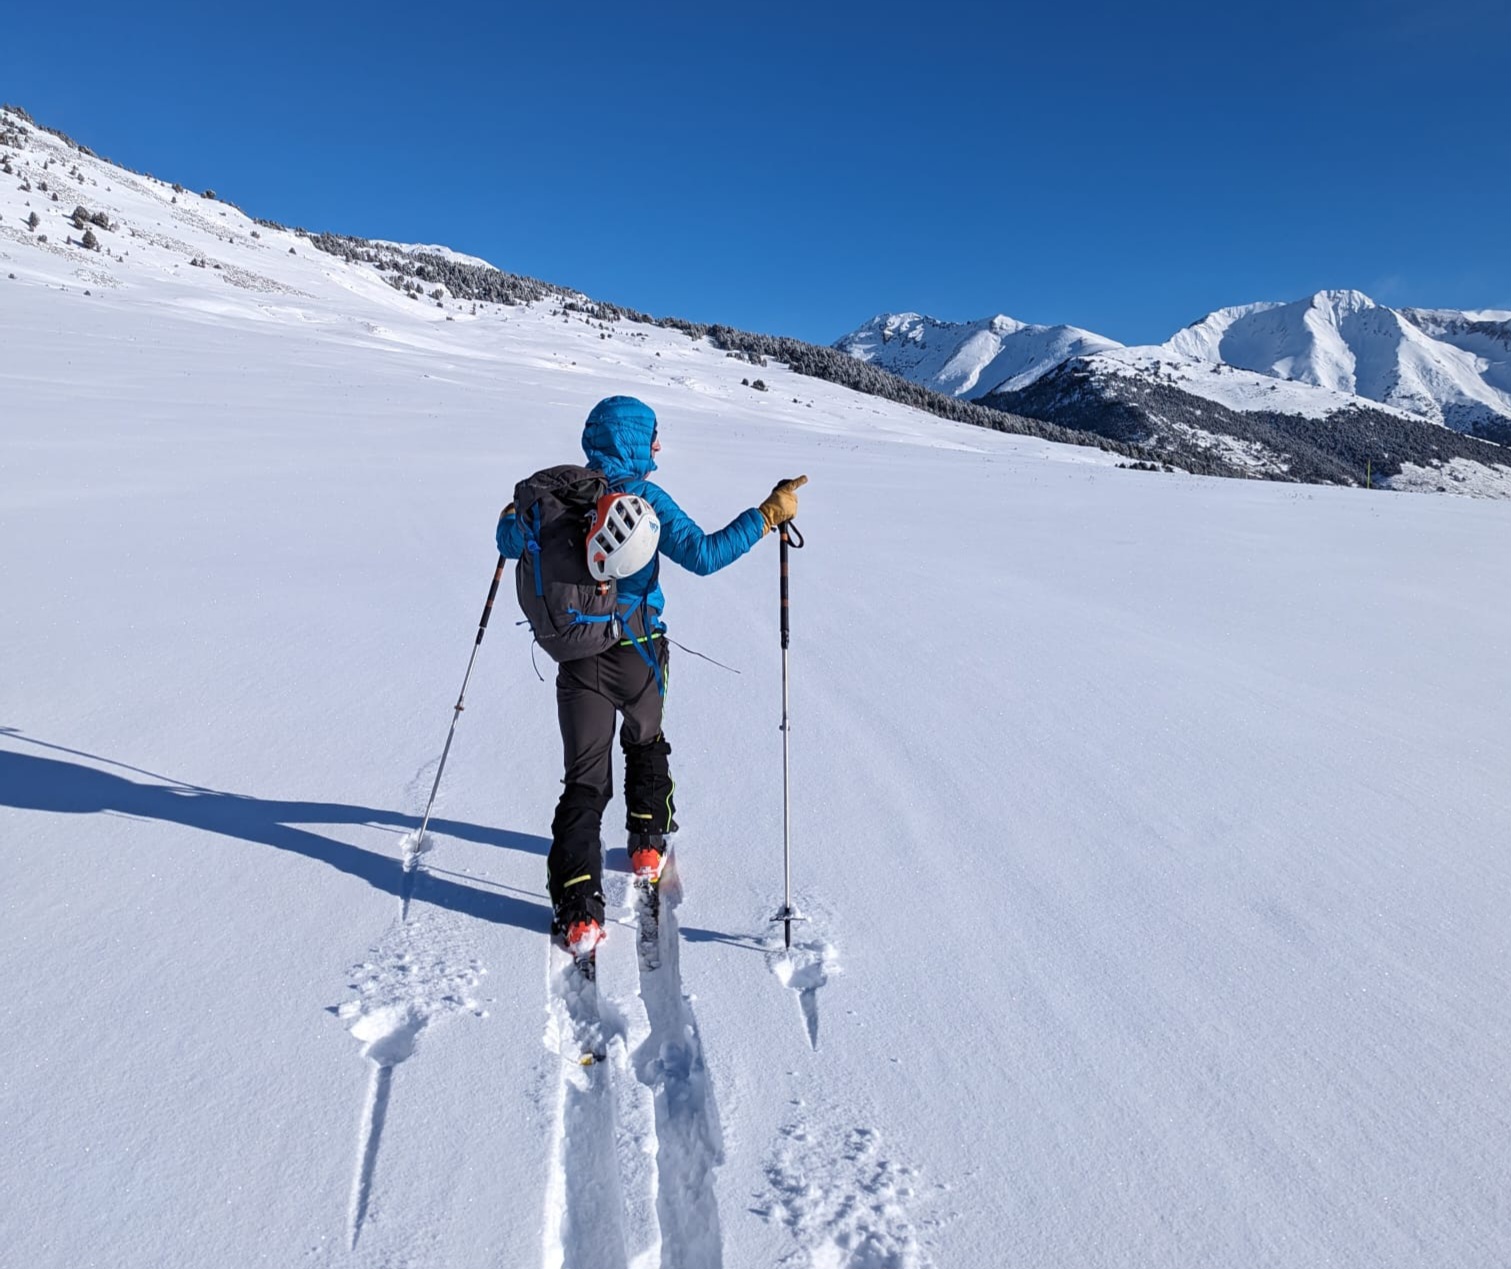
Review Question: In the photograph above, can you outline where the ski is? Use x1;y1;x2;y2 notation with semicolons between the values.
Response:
551;943;608;1067
633;845;672;971
635;875;662;971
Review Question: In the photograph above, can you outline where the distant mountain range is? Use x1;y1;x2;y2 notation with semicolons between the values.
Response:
837;295;1511;488
837;294;1511;441
4;100;1507;497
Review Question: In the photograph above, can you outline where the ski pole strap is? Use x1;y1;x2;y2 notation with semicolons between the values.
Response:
666;638;741;675
476;554;507;645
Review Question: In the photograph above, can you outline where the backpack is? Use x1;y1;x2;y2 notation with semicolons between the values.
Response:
512;465;624;662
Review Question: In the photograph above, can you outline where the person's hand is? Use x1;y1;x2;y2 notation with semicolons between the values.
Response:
759;475;808;532
500;502;515;521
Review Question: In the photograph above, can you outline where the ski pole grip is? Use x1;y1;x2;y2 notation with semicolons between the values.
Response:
475;554;507;645
779;526;792;649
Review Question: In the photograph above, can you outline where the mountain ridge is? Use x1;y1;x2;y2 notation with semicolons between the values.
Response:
835;312;1122;399
837;290;1511;443
836;293;1511;491
3;102;1507;495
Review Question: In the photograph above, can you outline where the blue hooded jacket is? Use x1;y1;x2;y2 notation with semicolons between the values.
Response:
496;396;766;629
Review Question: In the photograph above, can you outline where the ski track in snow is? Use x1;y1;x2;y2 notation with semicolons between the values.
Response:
541;853;725;1269
632;860;726;1269
542;944;635;1269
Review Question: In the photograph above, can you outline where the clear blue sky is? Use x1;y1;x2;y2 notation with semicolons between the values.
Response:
5;0;1508;344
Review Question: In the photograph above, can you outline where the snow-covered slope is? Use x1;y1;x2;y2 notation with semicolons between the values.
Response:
982;347;1511;492
1168;290;1511;437
1399;305;1511;402
835;311;1122;398
369;240;501;270
1090;342;1428;421
5;107;1511;1269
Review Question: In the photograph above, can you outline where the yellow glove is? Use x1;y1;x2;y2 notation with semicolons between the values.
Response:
759;475;808;532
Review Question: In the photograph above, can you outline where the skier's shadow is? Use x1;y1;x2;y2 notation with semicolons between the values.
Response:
0;732;549;933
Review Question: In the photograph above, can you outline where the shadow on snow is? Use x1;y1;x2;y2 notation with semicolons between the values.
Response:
0;731;549;933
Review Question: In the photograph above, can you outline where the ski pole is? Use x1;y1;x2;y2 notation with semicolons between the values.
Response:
773;519;805;948
415;553;508;848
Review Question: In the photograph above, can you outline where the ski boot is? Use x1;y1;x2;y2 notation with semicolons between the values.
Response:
629;831;668;884
552;890;606;977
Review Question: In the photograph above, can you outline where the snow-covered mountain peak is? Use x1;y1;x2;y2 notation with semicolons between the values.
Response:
850;311;1030;345
835;311;1122;399
1310;287;1378;317
986;312;1031;336
1161;290;1511;433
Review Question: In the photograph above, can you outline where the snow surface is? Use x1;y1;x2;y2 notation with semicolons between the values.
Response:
5;111;1511;1269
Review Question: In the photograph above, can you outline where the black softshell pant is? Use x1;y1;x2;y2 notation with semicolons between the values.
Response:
550;639;675;919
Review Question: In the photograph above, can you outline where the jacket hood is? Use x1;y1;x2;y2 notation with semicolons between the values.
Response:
582;395;658;486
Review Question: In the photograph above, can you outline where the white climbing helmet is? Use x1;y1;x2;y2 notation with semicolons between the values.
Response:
587;492;661;581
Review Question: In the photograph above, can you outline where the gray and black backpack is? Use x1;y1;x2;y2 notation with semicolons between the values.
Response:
512;465;628;662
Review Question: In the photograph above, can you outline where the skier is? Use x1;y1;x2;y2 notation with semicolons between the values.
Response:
496;395;806;957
